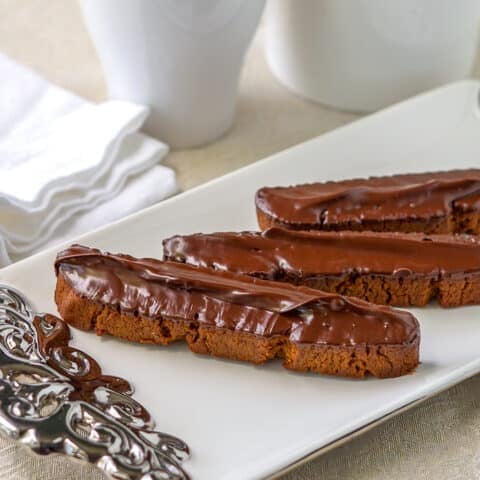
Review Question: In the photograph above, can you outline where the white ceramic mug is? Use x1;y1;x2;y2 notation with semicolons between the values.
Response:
81;0;265;148
265;0;480;112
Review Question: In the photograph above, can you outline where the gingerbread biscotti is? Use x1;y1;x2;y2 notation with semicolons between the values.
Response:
163;228;480;307
54;245;420;378
255;169;480;234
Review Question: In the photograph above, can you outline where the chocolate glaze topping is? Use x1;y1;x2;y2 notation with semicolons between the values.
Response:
163;228;480;278
55;245;419;346
255;170;480;225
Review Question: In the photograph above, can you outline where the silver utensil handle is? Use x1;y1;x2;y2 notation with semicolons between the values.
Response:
0;284;190;480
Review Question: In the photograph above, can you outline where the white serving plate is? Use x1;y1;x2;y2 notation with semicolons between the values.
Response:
1;81;480;480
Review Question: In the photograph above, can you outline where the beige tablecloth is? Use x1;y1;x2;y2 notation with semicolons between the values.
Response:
0;1;479;479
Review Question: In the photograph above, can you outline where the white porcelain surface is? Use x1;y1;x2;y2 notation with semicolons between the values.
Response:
265;0;480;112
81;0;265;148
1;81;480;479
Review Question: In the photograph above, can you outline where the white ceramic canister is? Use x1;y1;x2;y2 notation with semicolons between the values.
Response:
265;0;480;112
81;0;265;147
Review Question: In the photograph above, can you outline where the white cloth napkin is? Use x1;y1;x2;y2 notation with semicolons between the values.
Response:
0;53;177;266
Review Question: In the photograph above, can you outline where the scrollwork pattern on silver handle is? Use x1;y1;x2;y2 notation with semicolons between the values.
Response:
0;285;190;480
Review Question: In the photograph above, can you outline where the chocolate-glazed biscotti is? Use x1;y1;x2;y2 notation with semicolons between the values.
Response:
256;169;480;234
163;228;480;307
55;245;420;378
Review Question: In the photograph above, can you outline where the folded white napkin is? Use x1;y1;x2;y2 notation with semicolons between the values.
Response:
0;53;177;266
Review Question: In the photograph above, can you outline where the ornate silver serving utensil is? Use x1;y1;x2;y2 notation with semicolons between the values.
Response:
0;284;190;480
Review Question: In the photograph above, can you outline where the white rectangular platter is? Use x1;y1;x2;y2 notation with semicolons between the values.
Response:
1;81;480;480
